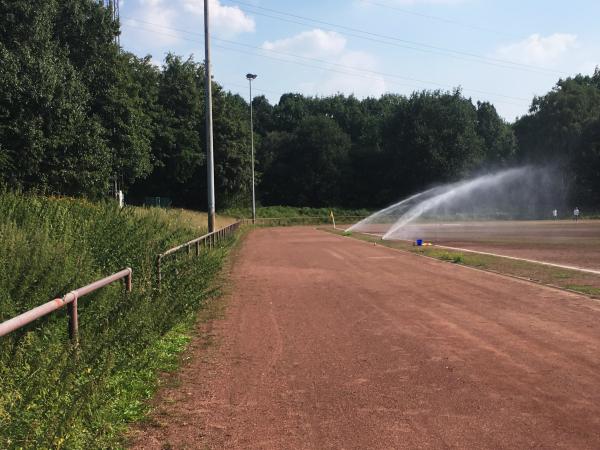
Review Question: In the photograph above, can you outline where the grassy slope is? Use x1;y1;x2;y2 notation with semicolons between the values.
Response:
326;228;600;298
133;207;237;232
0;193;238;449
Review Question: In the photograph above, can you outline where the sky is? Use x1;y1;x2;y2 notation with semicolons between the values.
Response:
119;0;600;121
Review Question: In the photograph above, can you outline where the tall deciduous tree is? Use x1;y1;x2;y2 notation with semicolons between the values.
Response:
379;90;484;204
0;0;109;196
261;116;350;206
476;101;516;166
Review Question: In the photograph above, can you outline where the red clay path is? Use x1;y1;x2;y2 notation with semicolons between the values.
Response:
130;227;600;449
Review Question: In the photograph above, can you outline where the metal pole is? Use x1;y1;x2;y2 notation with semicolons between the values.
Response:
249;78;256;225
204;0;216;232
156;256;162;290
67;296;79;347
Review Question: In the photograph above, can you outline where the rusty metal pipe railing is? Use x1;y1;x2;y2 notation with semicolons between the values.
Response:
156;221;241;289
0;268;132;344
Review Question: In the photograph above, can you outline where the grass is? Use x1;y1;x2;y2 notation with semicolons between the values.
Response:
132;207;237;233
564;285;600;296
438;252;465;264
325;228;600;299
0;192;240;449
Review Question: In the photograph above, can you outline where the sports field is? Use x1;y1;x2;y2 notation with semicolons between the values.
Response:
358;220;600;271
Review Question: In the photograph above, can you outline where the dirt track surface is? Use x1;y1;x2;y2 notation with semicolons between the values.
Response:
359;220;600;270
131;227;600;449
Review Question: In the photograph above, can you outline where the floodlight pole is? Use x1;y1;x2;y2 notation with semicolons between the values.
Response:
246;73;257;224
204;0;216;232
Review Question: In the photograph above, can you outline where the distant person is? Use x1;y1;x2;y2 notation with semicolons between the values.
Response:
552;209;558;220
574;207;580;221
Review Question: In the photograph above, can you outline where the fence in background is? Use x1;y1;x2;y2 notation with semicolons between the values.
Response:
156;220;242;289
0;268;132;345
249;215;367;226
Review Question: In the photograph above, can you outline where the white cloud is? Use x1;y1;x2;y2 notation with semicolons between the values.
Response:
127;0;179;45
183;0;255;37
494;33;578;66
318;51;386;98
263;29;347;59
264;29;386;99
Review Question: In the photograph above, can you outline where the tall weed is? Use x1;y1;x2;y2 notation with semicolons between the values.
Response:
0;192;233;448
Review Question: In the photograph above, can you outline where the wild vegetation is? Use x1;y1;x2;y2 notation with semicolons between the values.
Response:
1;1;599;211
0;192;235;448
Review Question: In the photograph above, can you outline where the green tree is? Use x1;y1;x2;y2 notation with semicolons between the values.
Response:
212;89;252;207
380;90;483;203
514;73;600;165
571;117;600;205
476;101;516;166
0;0;110;196
56;1;154;190
132;54;205;206
262;116;351;206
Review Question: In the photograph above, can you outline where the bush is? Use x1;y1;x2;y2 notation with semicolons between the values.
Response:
0;192;233;448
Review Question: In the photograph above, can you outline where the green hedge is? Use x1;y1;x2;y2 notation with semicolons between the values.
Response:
0;193;234;449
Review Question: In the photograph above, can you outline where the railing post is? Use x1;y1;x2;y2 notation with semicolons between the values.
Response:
67;294;79;347
126;269;132;292
196;241;200;256
156;255;162;290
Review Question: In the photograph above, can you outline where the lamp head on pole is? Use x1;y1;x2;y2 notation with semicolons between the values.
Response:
246;73;257;81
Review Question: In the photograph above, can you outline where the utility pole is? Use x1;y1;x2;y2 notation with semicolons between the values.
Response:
106;1;120;46
106;1;121;200
113;0;120;47
204;0;216;232
246;73;257;224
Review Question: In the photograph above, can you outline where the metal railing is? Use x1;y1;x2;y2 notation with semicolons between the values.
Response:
156;221;242;289
0;268;132;345
0;221;245;344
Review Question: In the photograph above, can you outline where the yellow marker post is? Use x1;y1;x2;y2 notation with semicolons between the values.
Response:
329;210;336;229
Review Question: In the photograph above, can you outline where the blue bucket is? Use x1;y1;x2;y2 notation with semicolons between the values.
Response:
416;239;423;246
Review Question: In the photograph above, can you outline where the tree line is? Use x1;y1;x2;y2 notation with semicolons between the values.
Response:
1;0;599;210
